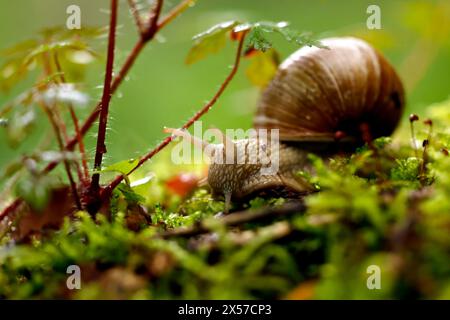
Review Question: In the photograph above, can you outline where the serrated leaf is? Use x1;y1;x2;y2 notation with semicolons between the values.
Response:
24;41;96;66
247;21;324;53
247;27;273;52
98;159;139;184
117;183;145;205
186;21;239;64
245;49;279;88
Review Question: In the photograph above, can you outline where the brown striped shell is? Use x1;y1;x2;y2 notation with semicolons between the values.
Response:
254;37;405;144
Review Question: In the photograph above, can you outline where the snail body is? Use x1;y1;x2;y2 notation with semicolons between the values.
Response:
171;37;405;212
207;139;315;208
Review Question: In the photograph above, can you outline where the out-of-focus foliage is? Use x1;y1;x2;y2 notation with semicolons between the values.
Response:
0;26;103;92
0;26;99;152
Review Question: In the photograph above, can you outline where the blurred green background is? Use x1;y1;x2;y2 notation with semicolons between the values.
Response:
1;0;449;169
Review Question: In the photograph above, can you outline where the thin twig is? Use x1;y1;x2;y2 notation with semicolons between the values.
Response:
159;202;305;239
43;0;192;174
40;103;82;209
144;0;164;40
53;52;90;183
40;50;81;209
102;32;248;196
127;0;145;34
1;0;195;220
42;51;71;153
0;199;22;221
91;0;119;192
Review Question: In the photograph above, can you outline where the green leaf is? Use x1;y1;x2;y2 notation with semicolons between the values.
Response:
117;183;145;205
100;158;139;175
130;174;154;198
97;159;139;184
24;41;96;66
186;20;323;65
186;21;239;64
247;21;324;52
247;27;273;52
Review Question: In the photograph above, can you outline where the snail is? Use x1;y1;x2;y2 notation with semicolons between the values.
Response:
167;37;405;212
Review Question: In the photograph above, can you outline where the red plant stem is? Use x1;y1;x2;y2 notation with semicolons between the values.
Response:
0;199;22;221
69;107;89;182
42;0;191;174
42;51;71;150
91;0;119;192
144;0;163;40
41;103;82;209
53;52;90;183
102;32;247;196
1;0;194;220
127;0;145;34
41;51;81;208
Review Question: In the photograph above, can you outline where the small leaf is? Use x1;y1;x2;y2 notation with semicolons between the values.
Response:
130;175;154;188
245;49;279;87
24;41;96;66
117;183;145;205
101;158;139;175
246;21;324;53
186;21;239;64
247;27;273;52
130;174;155;199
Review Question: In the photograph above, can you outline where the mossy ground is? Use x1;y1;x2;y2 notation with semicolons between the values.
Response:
0;101;449;299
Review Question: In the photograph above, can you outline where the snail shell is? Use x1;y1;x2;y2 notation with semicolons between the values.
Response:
254;37;405;144
207;37;405;211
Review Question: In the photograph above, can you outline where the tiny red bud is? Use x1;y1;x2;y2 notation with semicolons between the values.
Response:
424;119;433;126
441;148;449;156
334;130;346;141
422;139;429;147
409;114;419;122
